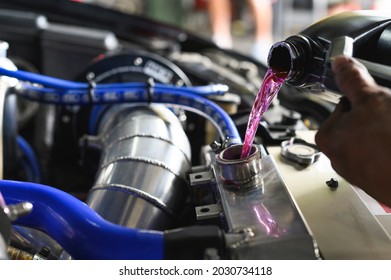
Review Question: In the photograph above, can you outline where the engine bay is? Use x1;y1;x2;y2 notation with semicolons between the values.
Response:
0;0;348;260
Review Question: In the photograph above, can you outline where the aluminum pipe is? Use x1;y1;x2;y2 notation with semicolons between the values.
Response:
86;104;191;230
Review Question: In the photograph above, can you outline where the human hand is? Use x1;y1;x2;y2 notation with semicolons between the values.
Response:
315;56;391;206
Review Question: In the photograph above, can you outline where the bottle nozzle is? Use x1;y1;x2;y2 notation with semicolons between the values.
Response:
267;41;297;79
267;35;327;90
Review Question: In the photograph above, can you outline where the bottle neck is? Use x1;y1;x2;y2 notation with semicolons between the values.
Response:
267;41;297;80
267;36;311;85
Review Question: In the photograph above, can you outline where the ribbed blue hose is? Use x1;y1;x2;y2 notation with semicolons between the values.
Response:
0;67;241;143
20;84;241;142
0;66;228;95
0;180;164;260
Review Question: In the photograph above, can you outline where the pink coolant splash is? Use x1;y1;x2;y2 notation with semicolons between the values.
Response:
240;68;287;158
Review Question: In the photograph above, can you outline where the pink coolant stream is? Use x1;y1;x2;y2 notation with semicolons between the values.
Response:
240;68;287;159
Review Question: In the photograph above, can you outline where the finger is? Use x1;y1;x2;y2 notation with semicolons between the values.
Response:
332;56;377;105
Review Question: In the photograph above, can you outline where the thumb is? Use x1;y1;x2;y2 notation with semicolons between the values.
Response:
332;56;378;106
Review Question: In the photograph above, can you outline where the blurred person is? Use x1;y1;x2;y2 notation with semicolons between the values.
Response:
315;55;391;207
327;0;361;15
207;0;275;63
372;0;391;11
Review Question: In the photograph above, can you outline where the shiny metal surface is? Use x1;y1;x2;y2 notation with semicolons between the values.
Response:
87;104;191;230
10;226;65;259
216;144;262;189
0;236;7;259
0;43;18;179
0;208;10;259
212;151;319;259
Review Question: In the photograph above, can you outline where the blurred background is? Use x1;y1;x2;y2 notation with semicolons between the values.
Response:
77;0;391;63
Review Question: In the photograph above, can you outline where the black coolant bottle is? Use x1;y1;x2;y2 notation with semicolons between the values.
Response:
267;11;391;92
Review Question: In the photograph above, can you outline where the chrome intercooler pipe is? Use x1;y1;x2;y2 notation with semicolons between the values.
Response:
86;104;191;230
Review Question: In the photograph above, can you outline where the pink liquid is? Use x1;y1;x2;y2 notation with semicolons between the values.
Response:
240;68;286;158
